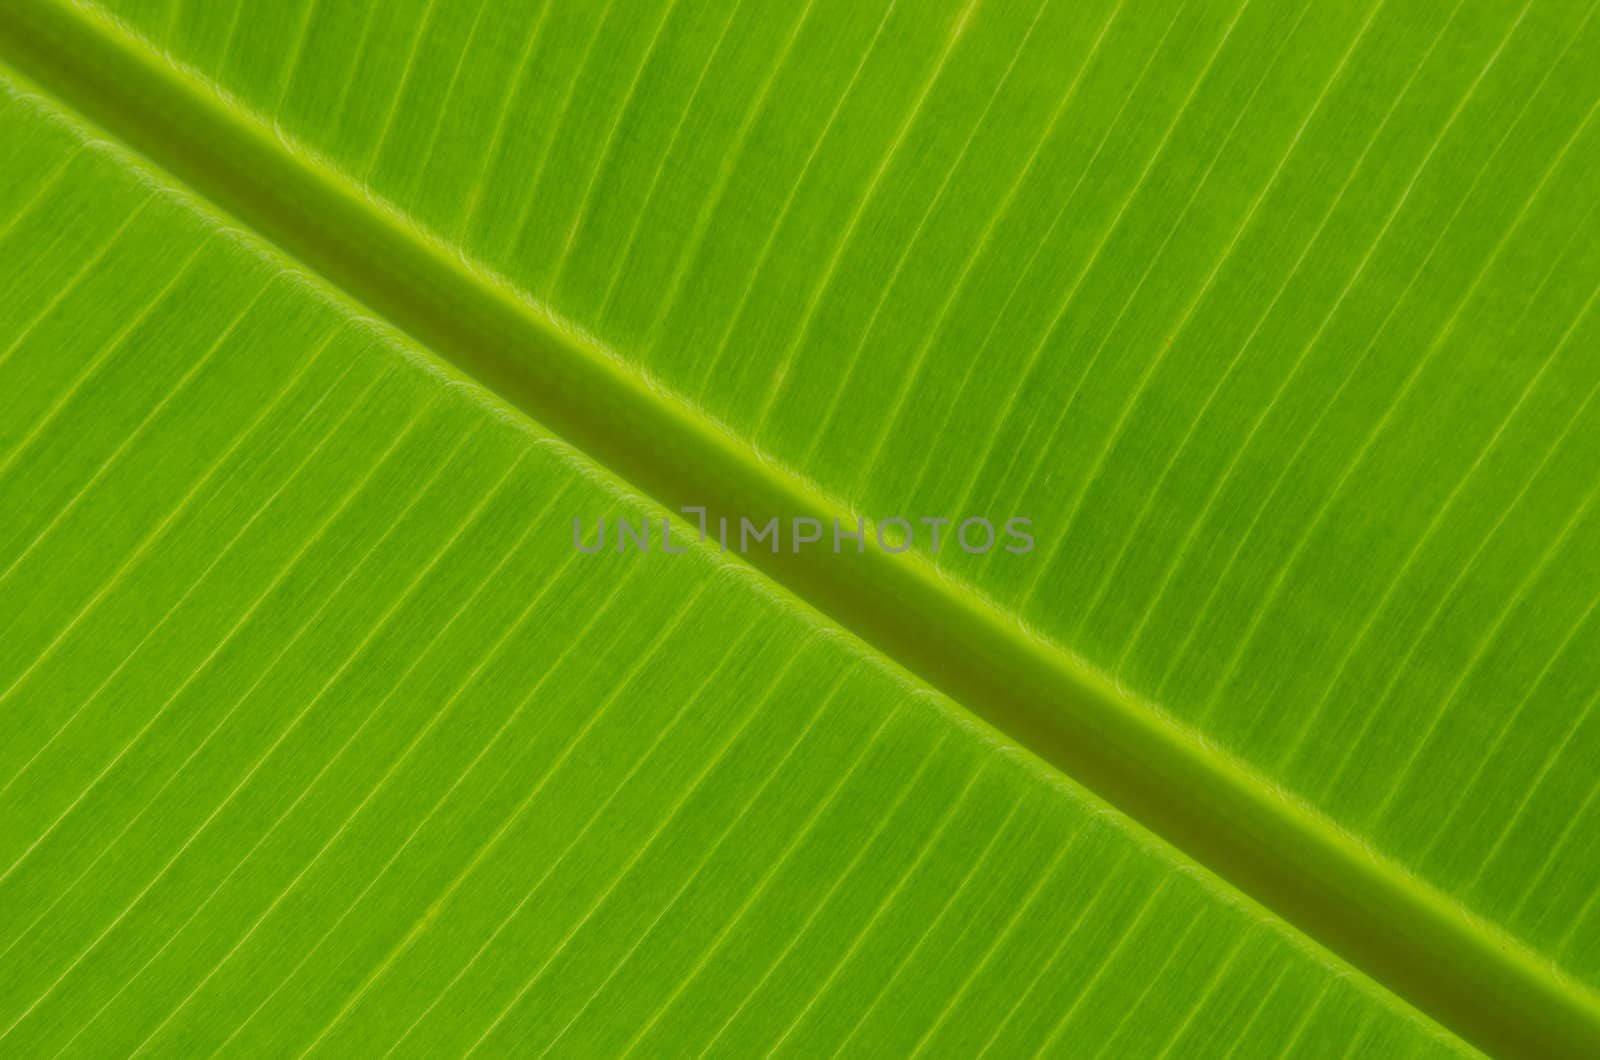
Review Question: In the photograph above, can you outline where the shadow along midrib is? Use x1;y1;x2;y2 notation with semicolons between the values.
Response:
0;2;1595;1056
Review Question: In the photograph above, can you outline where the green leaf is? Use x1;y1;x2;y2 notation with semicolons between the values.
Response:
0;0;1595;1055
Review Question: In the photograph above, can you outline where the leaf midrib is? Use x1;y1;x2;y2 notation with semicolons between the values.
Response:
0;2;1594;1056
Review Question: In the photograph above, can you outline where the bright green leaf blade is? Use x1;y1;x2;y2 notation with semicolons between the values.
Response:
0;86;1465;1058
4;0;1600;1053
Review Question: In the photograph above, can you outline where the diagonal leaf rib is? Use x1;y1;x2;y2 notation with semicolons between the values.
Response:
1;2;1596;1056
